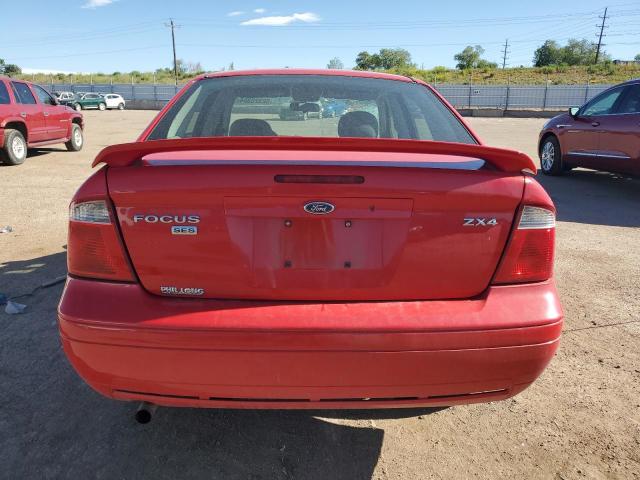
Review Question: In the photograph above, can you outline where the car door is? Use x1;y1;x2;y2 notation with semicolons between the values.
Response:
595;83;640;175
31;84;68;140
83;93;100;108
10;81;47;143
566;85;626;171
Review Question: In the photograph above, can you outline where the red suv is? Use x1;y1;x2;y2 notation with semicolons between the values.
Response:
539;79;640;176
59;70;562;421
0;77;84;165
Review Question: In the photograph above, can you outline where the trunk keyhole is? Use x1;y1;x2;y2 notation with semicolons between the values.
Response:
345;220;352;228
284;219;292;227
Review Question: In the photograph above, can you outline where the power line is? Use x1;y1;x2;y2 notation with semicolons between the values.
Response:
595;7;609;63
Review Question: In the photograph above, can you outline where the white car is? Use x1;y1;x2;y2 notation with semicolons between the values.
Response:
103;94;126;110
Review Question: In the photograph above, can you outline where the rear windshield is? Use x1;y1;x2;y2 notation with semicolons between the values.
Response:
147;75;476;144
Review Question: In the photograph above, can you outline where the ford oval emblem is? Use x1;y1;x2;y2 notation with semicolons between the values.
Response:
304;201;335;215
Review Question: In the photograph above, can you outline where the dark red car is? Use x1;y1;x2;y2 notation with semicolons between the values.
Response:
58;70;562;421
539;79;640;176
0;77;83;165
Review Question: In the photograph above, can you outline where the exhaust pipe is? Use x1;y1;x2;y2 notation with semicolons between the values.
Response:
135;402;157;424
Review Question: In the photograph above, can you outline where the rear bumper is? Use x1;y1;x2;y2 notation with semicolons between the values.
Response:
58;277;563;409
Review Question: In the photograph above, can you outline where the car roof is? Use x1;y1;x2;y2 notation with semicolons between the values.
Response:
195;69;414;83
620;78;640;86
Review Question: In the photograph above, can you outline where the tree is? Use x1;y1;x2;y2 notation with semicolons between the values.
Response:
355;51;377;70
454;45;495;70
377;48;413;69
534;40;562;67
635;54;640;62
0;58;21;76
533;39;608;66
562;39;598;66
354;48;413;70
327;57;344;69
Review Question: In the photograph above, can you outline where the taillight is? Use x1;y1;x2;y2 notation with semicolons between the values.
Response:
67;171;134;282
493;205;555;284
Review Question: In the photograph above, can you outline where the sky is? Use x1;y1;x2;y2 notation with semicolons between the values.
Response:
4;0;640;74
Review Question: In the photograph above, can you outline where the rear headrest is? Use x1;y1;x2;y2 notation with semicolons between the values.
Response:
338;111;378;138
229;118;276;136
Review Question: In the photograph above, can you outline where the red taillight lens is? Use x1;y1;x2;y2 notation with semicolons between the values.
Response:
68;200;134;282
493;206;555;284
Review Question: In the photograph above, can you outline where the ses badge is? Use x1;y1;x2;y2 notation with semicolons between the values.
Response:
171;225;198;235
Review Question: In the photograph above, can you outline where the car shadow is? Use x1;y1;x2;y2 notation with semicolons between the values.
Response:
1;250;445;480
535;169;640;227
27;147;68;158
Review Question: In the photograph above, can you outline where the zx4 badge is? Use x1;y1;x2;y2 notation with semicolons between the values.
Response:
463;217;498;227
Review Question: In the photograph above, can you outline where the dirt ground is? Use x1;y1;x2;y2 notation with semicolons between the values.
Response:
1;111;638;480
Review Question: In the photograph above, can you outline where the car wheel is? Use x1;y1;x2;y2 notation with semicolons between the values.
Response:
98;102;106;111
75;103;82;111
65;124;84;152
0;129;27;165
540;136;564;176
118;103;125;110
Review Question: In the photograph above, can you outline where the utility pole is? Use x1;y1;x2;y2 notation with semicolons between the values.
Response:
501;39;510;69
595;7;608;64
165;18;180;85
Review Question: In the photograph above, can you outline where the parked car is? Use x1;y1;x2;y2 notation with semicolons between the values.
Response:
103;93;125;110
278;101;320;120
75;92;107;111
321;99;349;118
539;79;640;176
59;69;561;421
0;78;83;165
54;91;78;108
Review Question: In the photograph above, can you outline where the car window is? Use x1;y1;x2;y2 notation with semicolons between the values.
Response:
149;75;476;144
11;82;37;105
616;84;640;114
33;85;56;106
581;86;624;116
0;81;10;104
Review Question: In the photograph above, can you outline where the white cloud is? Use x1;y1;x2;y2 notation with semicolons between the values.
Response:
82;0;114;8
227;10;245;16
241;12;320;26
253;8;266;13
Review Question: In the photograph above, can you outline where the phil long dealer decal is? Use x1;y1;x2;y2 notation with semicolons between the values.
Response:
160;286;205;296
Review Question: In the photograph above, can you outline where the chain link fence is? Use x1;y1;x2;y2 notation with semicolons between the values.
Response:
45;82;614;111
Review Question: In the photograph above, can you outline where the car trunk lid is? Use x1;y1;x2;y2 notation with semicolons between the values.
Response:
107;147;525;301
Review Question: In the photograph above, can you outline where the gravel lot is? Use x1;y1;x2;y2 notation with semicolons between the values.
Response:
1;111;638;479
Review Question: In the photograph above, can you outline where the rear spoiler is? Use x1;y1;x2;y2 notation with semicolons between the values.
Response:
92;137;536;174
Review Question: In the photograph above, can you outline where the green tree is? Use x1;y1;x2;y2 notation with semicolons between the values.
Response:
0;58;21;76
355;48;413;70
355;51;376;70
377;48;413;69
561;39;598;65
533;40;562;67
327;57;344;69
635;54;640;62
454;45;492;70
534;39;608;66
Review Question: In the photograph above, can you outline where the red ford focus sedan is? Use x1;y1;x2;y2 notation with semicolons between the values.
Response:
58;70;562;419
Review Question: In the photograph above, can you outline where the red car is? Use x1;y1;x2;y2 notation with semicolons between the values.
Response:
59;70;562;422
539;79;640;176
0;77;84;165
